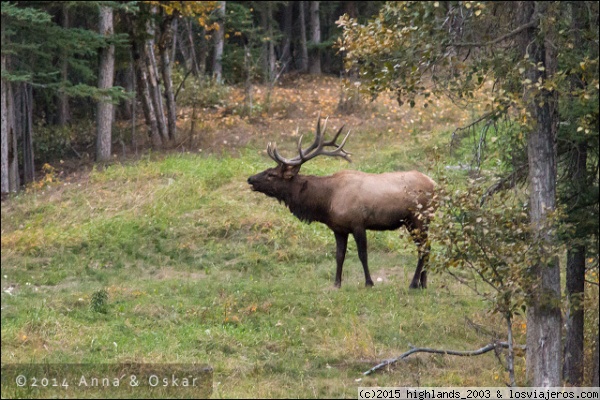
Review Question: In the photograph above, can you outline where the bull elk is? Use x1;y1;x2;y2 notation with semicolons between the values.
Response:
247;116;436;289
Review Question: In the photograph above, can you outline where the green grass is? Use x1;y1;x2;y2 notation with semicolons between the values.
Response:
1;90;528;397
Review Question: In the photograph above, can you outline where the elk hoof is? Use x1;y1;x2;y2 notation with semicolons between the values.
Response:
409;282;421;289
365;280;374;287
334;281;341;289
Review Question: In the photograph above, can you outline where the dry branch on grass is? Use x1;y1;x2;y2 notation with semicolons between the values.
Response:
364;341;525;376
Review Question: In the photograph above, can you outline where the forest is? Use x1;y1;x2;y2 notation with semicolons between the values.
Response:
1;1;599;396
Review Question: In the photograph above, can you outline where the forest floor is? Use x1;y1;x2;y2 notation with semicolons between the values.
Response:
1;74;534;398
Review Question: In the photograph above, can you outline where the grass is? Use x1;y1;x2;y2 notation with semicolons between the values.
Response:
1;77;529;398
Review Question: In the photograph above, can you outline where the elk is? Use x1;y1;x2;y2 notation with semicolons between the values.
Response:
247;116;436;289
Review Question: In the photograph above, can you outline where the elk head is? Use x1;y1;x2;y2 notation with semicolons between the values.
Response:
247;115;352;198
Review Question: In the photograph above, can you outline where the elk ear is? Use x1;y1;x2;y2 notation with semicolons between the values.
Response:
282;165;301;180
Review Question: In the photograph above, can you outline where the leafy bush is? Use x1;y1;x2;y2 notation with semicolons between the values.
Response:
90;289;109;314
172;69;230;109
34;121;95;163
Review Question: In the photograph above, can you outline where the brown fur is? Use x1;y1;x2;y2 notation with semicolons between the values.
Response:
248;164;436;289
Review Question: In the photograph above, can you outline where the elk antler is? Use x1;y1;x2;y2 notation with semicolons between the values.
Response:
267;114;352;166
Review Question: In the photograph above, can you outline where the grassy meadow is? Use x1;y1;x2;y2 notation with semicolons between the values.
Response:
1;76;527;398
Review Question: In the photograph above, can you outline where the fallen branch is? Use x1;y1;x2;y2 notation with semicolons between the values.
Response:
363;341;525;376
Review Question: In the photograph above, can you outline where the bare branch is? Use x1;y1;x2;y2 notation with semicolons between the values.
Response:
363;341;525;376
452;20;538;48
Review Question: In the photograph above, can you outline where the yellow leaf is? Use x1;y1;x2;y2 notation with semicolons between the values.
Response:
475;9;482;16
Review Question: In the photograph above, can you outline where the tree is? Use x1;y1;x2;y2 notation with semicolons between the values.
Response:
279;1;293;70
517;3;561;385
559;1;599;386
144;6;168;144
57;2;70;126
258;1;276;84
339;1;599;385
127;11;162;149
157;5;178;141
1;18;8;194
298;1;309;72
96;5;116;161
212;1;226;83
308;1;321;74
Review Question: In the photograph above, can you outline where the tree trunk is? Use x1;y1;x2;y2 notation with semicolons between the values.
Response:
137;59;161;148
1;33;8;194
212;1;226;83
298;1;308;72
7;84;18;191
171;18;178;65
21;84;34;184
57;3;70;126
520;1;562;387
336;1;361;113
131;35;161;148
178;20;195;75
506;313;516;387
593;332;599;387
308;1;321;75
261;2;275;84
197;24;208;76
243;45;253;114
563;3;589;385
129;49;137;152
280;1;293;70
96;6;115;162
159;10;178;141
121;61;134;121
564;245;585;385
145;10;168;144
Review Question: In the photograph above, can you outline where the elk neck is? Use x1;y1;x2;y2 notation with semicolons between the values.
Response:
283;174;334;225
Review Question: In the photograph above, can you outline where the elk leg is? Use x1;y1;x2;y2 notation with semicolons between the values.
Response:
409;226;429;289
334;232;348;288
419;240;430;288
353;229;374;287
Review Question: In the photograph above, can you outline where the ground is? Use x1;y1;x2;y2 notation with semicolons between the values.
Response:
1;75;531;398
